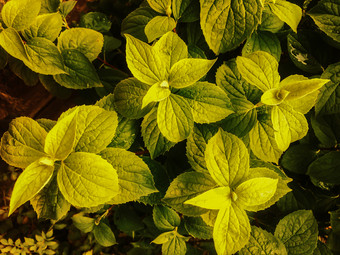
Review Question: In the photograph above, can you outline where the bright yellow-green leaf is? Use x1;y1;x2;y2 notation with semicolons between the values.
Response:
185;187;231;210
9;159;54;216
235;177;278;207
24;37;66;75
147;0;171;15
161;232;188;255
261;88;290;105
145;16;176;43
168;58;216;88
152;231;174;244
271;104;308;151
279;75;329;101
58;28;104;62
100;148;157;204
236;51;280;91
1;0;41;31
0;28;28;62
0;117;47;168
200;0;263;54
205;129;249;188
153;31;188;70
58;105;118;153
157;94;194;142
249;113;283;163
243;167;291;212
213;203;251;255
163;171;216;216
286;90;319;114
22;13;63;42
57;152;119;207
72;212;95;233
178;82;234;123
125;34;166;85
142;81;171;108
268;0;302;33
44;109;77;160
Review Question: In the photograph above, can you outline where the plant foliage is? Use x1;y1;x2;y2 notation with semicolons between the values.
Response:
0;0;340;254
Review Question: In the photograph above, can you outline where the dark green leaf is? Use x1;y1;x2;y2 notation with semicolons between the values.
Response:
287;33;323;74
80;12;112;33
172;0;199;22
277;183;316;214
307;151;340;184
39;74;72;99
216;59;262;104
315;62;340;116
114;205;144;233
242;31;282;62
93;222;117;247
153;205;181;231
239;226;287;255
186;124;218;173
311;114;340;147
96;68;128;97
72;213;95;233
9;59;39;86
31;172;70;221
309;0;340;43
0;46;8;70
141;107;175;159
313;241;333;255
53;49;102;89
40;0;61;14
274;210;318;255
220;97;257;138
281;144;318;174
121;7;158;42
184;217;213;240
258;9;284;33
114;78;155;119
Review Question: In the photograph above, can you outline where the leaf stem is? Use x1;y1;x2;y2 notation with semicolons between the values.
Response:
95;204;115;225
135;150;149;156
96;57;119;70
254;102;264;108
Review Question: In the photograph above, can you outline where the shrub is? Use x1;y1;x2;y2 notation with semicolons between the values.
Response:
0;0;339;254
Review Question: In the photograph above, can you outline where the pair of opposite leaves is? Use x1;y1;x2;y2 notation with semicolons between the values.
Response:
184;129;288;255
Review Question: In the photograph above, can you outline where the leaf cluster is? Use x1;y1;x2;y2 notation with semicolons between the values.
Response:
0;0;340;254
